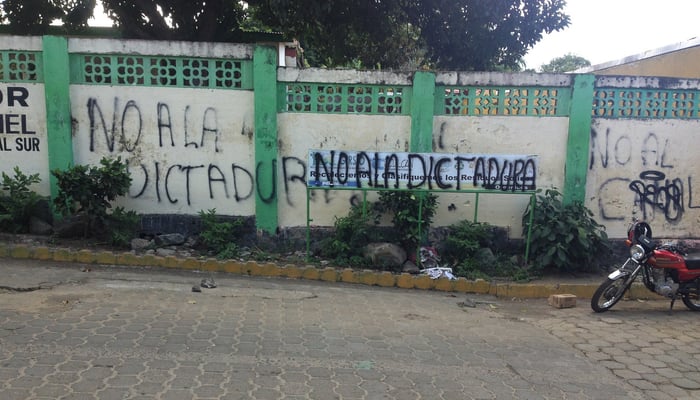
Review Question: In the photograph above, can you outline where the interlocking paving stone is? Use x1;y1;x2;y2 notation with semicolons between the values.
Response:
4;259;698;399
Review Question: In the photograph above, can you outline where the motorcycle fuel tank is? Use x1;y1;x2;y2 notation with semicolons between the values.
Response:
652;249;700;281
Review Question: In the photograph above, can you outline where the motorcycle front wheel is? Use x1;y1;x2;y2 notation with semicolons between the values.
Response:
591;277;630;312
681;285;700;311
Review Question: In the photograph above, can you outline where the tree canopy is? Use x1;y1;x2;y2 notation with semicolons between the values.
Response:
0;0;571;71
247;0;571;70
540;53;591;73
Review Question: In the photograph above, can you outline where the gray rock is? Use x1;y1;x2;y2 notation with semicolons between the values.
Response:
29;216;53;235
156;248;177;257
154;233;185;246
474;247;497;265
53;214;89;238
363;242;407;267
402;260;420;274
130;238;152;251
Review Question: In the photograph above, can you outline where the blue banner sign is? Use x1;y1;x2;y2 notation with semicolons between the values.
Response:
308;150;538;191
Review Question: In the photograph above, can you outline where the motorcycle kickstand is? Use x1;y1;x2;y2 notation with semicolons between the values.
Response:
668;297;677;314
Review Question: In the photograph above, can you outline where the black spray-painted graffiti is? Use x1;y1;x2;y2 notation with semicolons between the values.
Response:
310;150;537;192
87;96;537;209
591;127;699;222
126;159;301;207
87;97;221;152
629;171;685;222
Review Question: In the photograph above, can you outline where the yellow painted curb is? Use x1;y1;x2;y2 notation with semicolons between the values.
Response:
281;264;302;279
413;275;435;290
340;268;358;283
301;266;321;280
396;273;415;289
180;257;202;270
0;244;618;299
10;245;31;259
133;253;156;266
434;277;455;291
257;262;281;277
357;270;378;286
376;271;396;287
221;260;242;274
94;251;117;265
52;248;75;262
75;249;95;264
116;252;141;266
320;267;338;282
33;246;53;261
200;258;221;272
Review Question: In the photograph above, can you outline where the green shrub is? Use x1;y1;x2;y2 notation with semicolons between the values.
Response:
441;220;494;265
52;157;132;236
453;253;527;281
198;208;245;258
105;207;140;248
0;167;43;233
523;188;610;273
376;191;437;250
318;203;381;265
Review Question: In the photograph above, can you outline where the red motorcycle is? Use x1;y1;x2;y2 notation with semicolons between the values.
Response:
591;220;700;312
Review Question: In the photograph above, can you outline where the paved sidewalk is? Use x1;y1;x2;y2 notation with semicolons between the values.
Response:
0;258;643;400
500;296;700;400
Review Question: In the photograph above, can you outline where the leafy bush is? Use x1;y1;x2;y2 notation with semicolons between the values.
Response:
0;167;43;233
523;188;610;273
318;203;381;265
376;191;437;250
198;208;245;259
105;207;140;248
318;191;439;268
52;157;132;236
441;220;529;281
441;220;494;264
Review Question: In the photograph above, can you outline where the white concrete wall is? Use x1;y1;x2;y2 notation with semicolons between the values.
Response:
432;115;569;235
70;85;255;215
277;113;411;227
587;118;700;238
0;83;49;196
0;37;49;195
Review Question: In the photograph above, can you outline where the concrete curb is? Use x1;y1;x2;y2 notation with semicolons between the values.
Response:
0;242;653;299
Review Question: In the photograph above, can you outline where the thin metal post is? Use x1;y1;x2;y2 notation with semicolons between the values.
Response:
417;192;423;267
306;186;311;262
525;192;536;262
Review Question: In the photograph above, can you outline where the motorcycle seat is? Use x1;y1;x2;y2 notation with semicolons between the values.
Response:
685;253;700;270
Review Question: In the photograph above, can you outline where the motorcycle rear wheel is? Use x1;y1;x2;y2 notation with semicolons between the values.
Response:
682;288;700;311
591;277;630;312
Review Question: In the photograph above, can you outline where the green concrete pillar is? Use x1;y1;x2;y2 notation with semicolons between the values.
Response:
42;35;73;210
410;71;435;152
253;45;278;233
563;74;595;205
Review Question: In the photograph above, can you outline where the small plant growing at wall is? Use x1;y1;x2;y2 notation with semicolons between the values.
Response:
523;187;610;273
319;203;382;266
376;191;438;251
440;220;494;263
0;166;43;233
441;220;527;281
105;207;140;248
198;208;245;259
52;157;132;237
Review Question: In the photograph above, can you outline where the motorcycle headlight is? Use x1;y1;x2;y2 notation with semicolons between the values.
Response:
630;244;646;261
